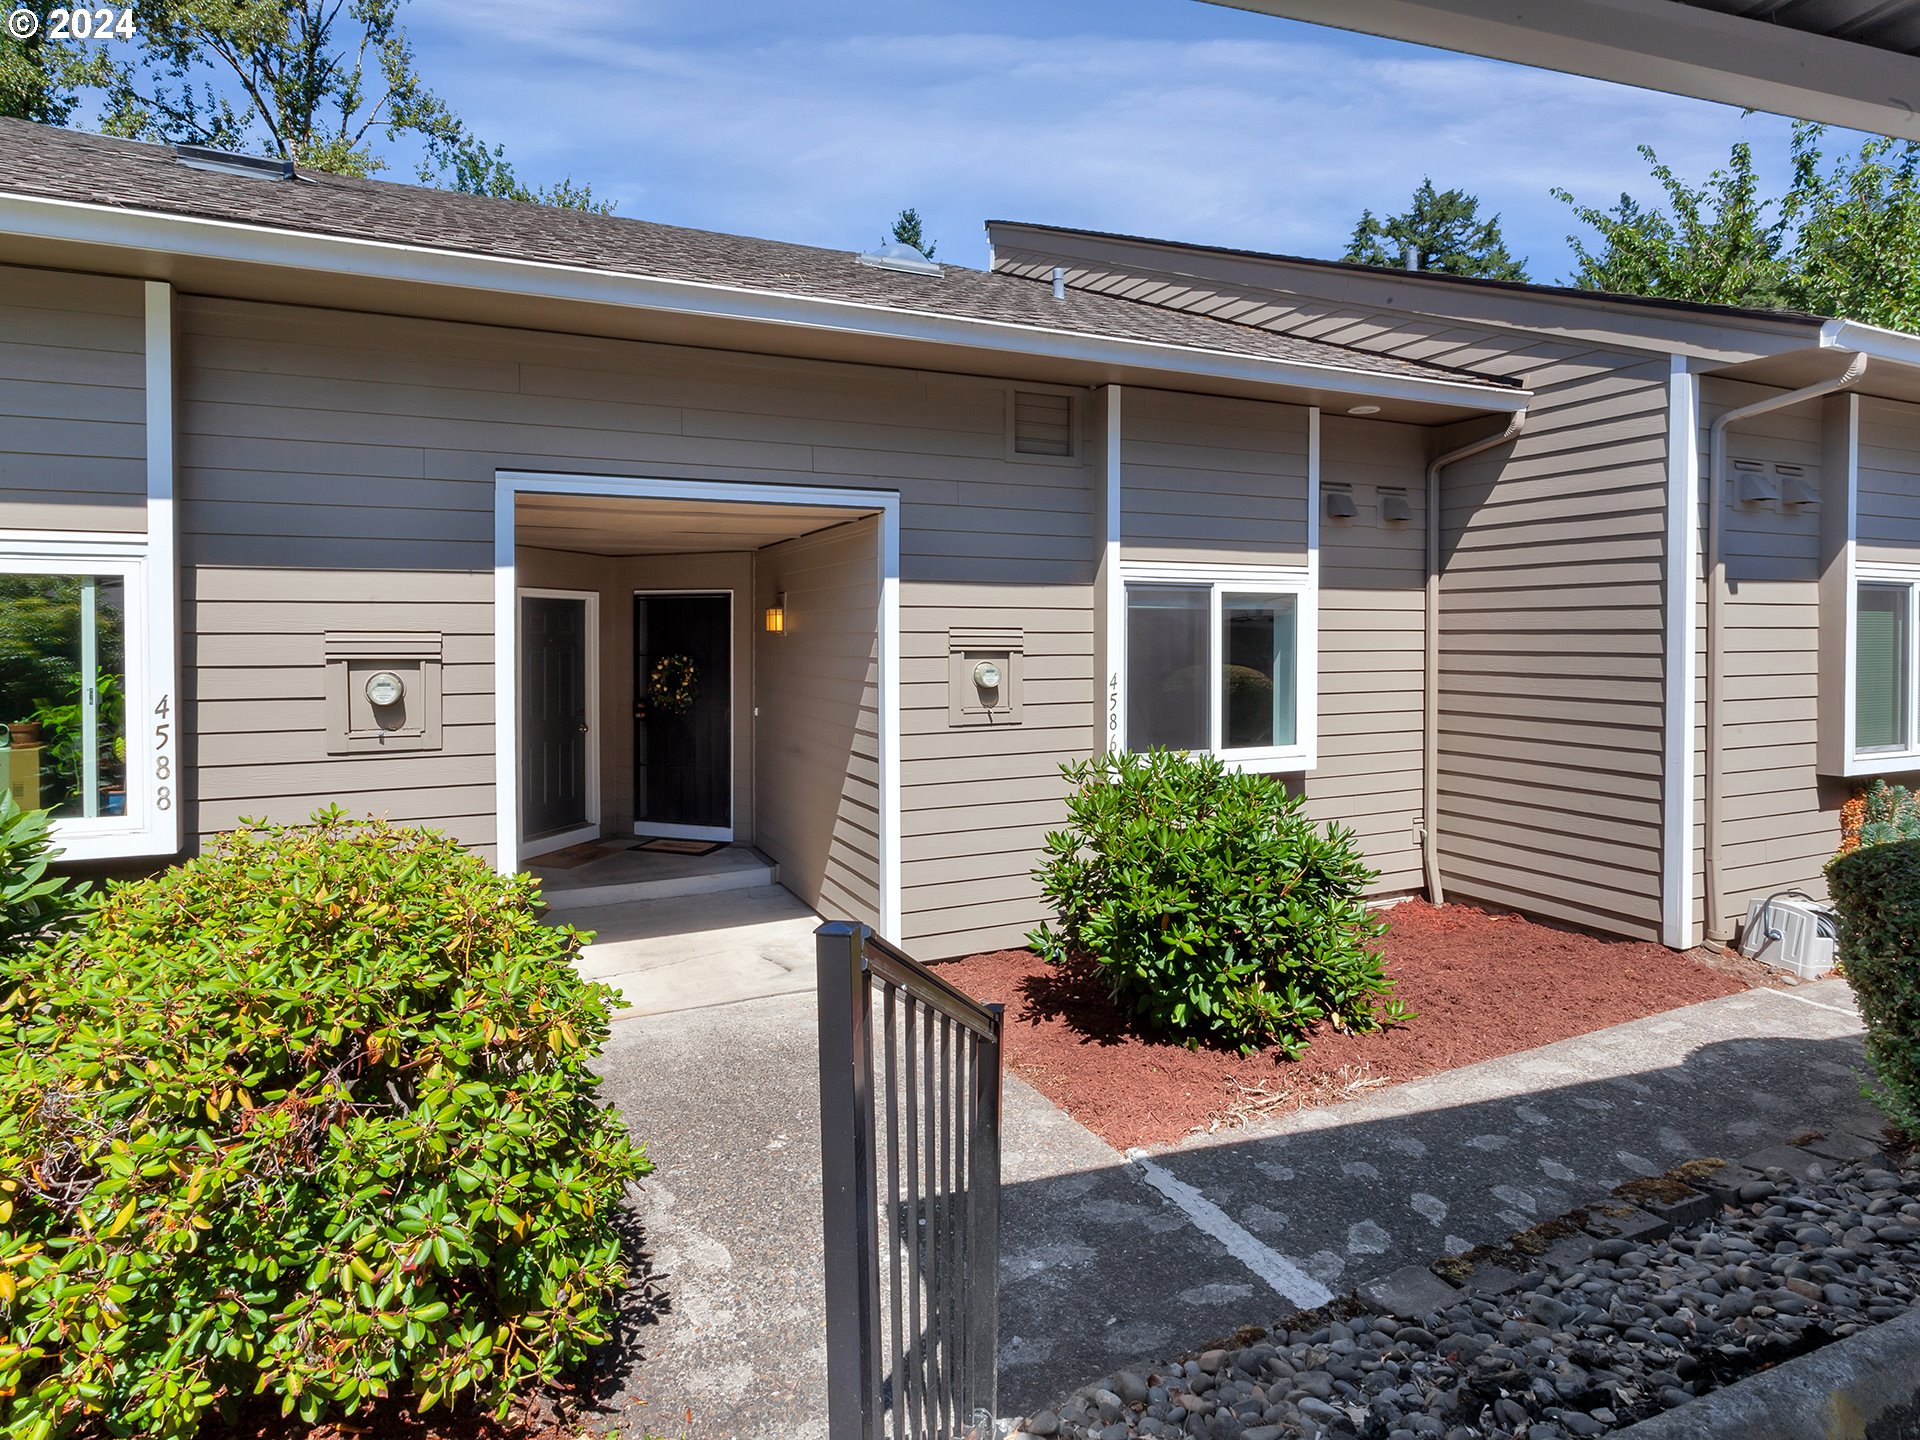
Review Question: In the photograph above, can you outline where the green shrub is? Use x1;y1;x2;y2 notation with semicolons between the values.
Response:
1828;836;1920;1137
1861;779;1920;850
0;794;87;965
0;808;650;1439
1029;749;1407;1054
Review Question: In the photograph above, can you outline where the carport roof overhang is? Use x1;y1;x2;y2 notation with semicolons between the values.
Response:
1208;0;1920;142
0;190;1526;425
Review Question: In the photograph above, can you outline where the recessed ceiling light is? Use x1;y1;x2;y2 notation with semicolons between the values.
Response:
1348;404;1382;416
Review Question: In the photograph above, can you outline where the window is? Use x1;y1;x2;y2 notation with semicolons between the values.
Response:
1857;581;1911;752
0;536;175;860
1122;565;1313;770
0;572;127;818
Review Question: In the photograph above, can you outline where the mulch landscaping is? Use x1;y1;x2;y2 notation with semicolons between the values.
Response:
935;900;1777;1151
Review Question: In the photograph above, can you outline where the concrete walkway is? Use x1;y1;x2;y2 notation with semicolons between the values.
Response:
563;884;820;1019
586;977;1878;1437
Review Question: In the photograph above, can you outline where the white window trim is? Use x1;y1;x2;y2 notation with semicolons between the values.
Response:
0;281;181;863
0;533;175;859
1117;559;1320;774
1849;559;1920;772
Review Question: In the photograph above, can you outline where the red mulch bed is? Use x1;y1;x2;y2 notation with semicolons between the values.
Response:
934;901;1766;1151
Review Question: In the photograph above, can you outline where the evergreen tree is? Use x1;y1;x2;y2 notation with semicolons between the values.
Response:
1345;178;1529;280
889;206;936;259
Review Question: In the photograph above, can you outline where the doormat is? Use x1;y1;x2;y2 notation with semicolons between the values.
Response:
632;837;726;857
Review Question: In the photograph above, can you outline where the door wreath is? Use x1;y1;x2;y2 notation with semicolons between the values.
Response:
648;654;698;715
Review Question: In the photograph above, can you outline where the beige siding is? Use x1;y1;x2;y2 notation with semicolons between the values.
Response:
755;521;882;926
1119;388;1309;565
993;235;1687;942
175;294;1097;957
1437;346;1673;939
1690;387;1920;942
0;265;147;533
1857;396;1920;563
1692;381;1835;937
1307;415;1426;895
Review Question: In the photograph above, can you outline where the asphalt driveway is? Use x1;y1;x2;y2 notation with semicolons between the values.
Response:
586;976;1877;1436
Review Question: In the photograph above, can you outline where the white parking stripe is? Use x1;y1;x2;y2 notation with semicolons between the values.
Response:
1757;986;1860;1019
1128;1152;1334;1310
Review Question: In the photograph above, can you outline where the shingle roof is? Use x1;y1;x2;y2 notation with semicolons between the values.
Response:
0;120;1517;391
988;219;1831;328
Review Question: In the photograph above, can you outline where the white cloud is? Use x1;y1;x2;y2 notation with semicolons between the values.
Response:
406;0;1816;280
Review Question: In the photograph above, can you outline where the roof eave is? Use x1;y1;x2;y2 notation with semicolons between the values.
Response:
0;190;1528;414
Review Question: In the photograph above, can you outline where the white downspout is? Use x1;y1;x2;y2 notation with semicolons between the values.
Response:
1703;352;1868;943
1423;411;1527;905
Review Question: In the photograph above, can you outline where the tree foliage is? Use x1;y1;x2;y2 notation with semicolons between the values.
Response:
1558;123;1920;327
1;2;116;123
1345;178;1529;281
67;0;608;208
889;205;936;260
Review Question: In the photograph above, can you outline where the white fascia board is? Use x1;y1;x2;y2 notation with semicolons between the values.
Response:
1821;320;1920;370
0;191;1527;414
1209;0;1920;143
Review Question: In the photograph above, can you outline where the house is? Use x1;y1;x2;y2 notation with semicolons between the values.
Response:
2;117;1915;960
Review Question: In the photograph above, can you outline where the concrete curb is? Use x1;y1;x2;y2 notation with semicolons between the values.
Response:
1612;1308;1920;1440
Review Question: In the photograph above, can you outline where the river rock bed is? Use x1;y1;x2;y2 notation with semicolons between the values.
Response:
1013;1142;1920;1440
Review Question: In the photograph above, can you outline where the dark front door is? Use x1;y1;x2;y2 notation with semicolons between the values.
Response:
521;594;592;841
634;592;731;833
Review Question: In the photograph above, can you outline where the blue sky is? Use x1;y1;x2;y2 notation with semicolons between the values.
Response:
402;0;1828;282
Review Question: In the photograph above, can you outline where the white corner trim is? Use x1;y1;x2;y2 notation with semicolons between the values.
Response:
1661;356;1699;949
1103;385;1125;755
493;471;904;940
1303;407;1322;777
0;191;1530;413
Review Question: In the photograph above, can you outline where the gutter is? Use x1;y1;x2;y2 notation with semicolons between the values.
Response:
0;191;1530;414
1422;411;1527;905
1702;352;1868;943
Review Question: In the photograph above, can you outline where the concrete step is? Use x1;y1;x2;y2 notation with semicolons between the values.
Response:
557;883;820;1017
538;850;778;913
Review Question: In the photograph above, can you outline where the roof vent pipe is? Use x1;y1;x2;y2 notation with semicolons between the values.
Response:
1703;352;1867;944
1423;409;1527;906
1051;266;1066;300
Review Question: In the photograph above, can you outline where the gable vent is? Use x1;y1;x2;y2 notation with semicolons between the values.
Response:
1012;390;1075;458
174;143;295;181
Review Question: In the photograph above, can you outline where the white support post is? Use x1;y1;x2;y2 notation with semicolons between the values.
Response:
1661;355;1700;949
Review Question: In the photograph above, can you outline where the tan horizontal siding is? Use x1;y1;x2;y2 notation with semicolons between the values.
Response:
1119;387;1308;565
1434;347;1673;941
1304;415;1427;895
176;294;1099;955
0;265;146;533
1857;396;1920;564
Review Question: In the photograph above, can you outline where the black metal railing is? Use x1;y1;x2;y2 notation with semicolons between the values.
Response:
816;920;1004;1440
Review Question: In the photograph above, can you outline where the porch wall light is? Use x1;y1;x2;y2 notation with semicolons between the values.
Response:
764;593;786;634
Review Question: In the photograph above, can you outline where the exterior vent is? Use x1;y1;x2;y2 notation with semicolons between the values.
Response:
174;143;295;181
855;239;941;277
1011;390;1075;458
